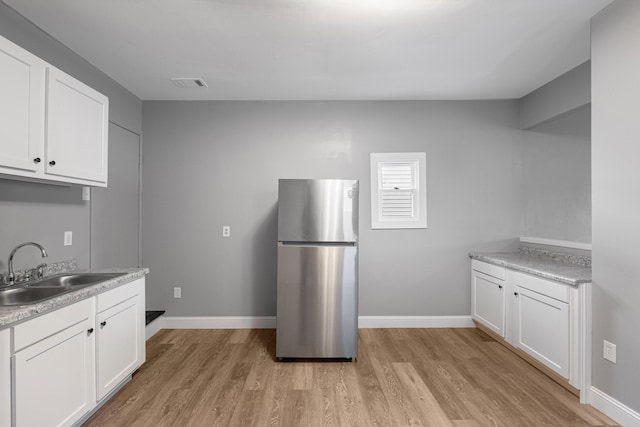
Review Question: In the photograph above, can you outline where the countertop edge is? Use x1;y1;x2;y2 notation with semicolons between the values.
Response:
0;268;149;328
469;253;590;286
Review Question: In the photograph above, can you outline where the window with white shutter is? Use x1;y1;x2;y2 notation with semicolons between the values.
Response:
370;152;427;229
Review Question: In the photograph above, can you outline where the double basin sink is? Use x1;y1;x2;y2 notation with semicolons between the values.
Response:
0;272;126;306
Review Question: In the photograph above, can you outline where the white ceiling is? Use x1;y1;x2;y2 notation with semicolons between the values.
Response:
5;0;612;101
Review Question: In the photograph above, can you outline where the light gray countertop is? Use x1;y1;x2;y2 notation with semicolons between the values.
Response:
0;267;149;328
469;248;591;286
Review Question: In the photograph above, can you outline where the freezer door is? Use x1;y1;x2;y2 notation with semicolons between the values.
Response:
276;244;358;359
278;179;358;243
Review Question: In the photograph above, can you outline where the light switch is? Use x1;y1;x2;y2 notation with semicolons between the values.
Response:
82;186;91;201
64;231;73;246
603;340;617;363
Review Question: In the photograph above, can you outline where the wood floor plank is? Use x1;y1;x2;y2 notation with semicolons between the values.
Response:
415;358;507;427
392;362;453;427
228;328;251;344
369;355;428;426
84;328;619;427
291;362;314;390
353;342;397;427
244;332;276;390
255;358;288;427
333;363;374;426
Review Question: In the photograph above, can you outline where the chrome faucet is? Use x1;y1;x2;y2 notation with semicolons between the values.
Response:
5;242;48;286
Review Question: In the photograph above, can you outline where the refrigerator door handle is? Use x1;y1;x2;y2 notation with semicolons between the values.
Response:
278;241;357;247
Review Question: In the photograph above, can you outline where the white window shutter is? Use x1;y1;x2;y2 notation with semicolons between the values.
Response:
379;162;417;220
371;153;427;229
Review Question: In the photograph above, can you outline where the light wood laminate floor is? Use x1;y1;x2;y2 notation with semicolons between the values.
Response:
85;328;617;426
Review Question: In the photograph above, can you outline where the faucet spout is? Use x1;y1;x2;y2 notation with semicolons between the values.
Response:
6;242;48;286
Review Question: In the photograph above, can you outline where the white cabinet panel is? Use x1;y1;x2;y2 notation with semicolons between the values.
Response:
46;67;109;184
13;298;93;352
96;297;140;400
96;278;145;401
515;287;570;378
472;262;506;337
471;259;506;280
13;316;95;427
0;35;45;175
0;329;10;427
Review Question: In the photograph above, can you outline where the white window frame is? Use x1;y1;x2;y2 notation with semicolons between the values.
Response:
370;152;427;229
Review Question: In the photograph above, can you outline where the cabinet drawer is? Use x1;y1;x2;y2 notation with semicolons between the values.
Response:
472;259;506;281
13;298;93;352
97;279;140;313
512;271;569;303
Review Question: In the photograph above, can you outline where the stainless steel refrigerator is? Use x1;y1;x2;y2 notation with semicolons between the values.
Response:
276;179;359;359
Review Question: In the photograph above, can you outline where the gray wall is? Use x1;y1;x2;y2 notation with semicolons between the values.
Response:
522;107;591;243
142;101;525;316
0;3;141;134
520;61;590;130
0;3;141;273
591;0;640;413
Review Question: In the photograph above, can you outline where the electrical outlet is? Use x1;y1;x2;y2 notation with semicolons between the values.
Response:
222;226;231;237
64;231;73;246
173;287;182;299
603;340;617;363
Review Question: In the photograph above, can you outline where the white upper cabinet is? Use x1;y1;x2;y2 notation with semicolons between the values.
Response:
46;67;109;184
0;35;45;175
0;35;109;187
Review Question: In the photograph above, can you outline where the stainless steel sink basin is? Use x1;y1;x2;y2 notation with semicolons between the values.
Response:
0;272;127;306
28;272;126;288
0;286;72;306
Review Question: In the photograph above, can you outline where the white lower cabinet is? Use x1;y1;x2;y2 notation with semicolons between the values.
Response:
471;259;588;398
12;299;95;427
471;261;506;337
513;286;569;378
96;278;145;400
1;329;10;427
5;277;145;426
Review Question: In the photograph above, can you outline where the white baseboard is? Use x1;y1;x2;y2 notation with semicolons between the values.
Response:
358;316;474;328
145;317;163;341
156;315;474;330
590;386;640;427
520;236;592;251
163;316;277;329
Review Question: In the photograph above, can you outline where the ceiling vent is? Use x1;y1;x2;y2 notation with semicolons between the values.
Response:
170;78;208;88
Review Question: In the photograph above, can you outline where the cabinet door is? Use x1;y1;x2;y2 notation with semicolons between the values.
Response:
472;270;505;337
46;66;109;185
13;319;96;427
514;287;569;378
0;329;10;427
96;296;141;400
0;35;45;175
